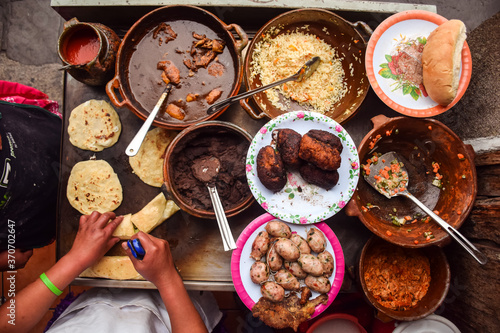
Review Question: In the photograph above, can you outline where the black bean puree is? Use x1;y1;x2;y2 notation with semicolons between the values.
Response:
172;130;250;211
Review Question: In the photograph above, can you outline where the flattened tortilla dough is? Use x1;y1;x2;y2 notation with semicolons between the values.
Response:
68;99;121;151
80;256;144;280
131;193;180;233
129;127;177;187
112;214;135;240
67;160;123;215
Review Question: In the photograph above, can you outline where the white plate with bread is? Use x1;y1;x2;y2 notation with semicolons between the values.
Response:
365;10;471;117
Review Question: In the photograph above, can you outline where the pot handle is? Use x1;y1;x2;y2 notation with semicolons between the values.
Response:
370;114;391;129
345;198;362;218
106;75;127;108
240;97;267;120
224;24;249;54
464;144;476;160
350;20;373;39
64;17;80;30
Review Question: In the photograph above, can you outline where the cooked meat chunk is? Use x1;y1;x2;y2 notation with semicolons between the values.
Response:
275;128;302;169
212;39;225;53
306;129;343;154
195;50;216;68
157;60;181;85
257;145;286;192
194;37;211;48
299;163;339;190
186;93;198;102
299;287;312;305
165;103;185;120
192;32;205;40
299;133;341;171
252;293;328;331
183;58;195;70
206;89;222;104
152;23;177;43
207;62;225;77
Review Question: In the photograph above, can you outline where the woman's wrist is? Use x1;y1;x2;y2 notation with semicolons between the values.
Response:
59;250;90;276
154;269;184;295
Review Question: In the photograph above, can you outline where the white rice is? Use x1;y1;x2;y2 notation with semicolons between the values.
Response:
250;29;347;114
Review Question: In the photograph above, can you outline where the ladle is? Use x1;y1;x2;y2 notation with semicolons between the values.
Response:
126;84;173;157
191;156;237;251
364;151;487;265
207;56;321;115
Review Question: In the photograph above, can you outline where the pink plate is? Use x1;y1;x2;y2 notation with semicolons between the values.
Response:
231;213;345;318
365;10;472;117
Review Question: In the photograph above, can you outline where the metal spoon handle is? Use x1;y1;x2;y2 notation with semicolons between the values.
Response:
126;86;171;156
208;186;237;251
403;191;487;265
207;75;297;115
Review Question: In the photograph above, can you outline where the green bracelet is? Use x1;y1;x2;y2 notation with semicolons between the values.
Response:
40;273;63;296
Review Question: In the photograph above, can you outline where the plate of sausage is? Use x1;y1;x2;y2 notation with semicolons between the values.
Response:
231;213;345;320
245;111;359;224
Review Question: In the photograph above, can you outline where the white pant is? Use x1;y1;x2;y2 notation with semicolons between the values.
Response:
47;288;222;332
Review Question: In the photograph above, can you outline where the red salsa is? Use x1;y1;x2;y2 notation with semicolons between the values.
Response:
64;27;100;65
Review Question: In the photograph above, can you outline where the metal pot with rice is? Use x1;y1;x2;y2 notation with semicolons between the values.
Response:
240;8;371;124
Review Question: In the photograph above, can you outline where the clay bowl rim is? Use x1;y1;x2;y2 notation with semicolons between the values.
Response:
358;236;451;321
241;7;369;124
106;4;246;131
163;120;254;219
347;114;477;248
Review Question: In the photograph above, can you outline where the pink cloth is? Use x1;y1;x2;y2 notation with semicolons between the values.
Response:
0;80;61;118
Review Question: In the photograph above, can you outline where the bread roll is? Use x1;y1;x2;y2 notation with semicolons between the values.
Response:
422;20;466;106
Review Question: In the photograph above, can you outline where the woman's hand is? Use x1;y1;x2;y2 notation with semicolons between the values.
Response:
67;211;122;271
122;231;178;288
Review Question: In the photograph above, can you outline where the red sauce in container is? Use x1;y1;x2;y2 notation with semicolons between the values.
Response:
64;27;100;65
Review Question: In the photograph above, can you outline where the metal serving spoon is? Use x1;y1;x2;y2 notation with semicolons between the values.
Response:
206;56;321;115
191;156;237;251
126;83;173;157
364;151;487;265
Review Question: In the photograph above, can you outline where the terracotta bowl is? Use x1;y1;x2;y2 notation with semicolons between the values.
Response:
359;236;450;321
345;114;476;247
106;5;248;130
163;121;254;219
240;8;370;124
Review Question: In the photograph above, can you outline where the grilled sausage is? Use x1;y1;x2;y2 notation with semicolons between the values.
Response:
305;275;331;294
274;238;300;261
250;261;269;284
265;220;292;238
306;227;327;253
261;281;285;302
290;233;311;254
318;250;334;278
250;230;270;261
274;268;300;291
298;253;324;276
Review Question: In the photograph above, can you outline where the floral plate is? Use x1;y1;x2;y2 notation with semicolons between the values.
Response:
231;213;345;317
365;10;472;117
245;111;359;224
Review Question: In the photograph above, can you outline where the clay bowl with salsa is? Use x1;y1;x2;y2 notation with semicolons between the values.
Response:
163;121;254;219
106;5;248;130
345;114;476;248
359;236;450;321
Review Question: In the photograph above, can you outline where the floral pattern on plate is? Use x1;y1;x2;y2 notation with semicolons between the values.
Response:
245;111;359;224
365;10;472;117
